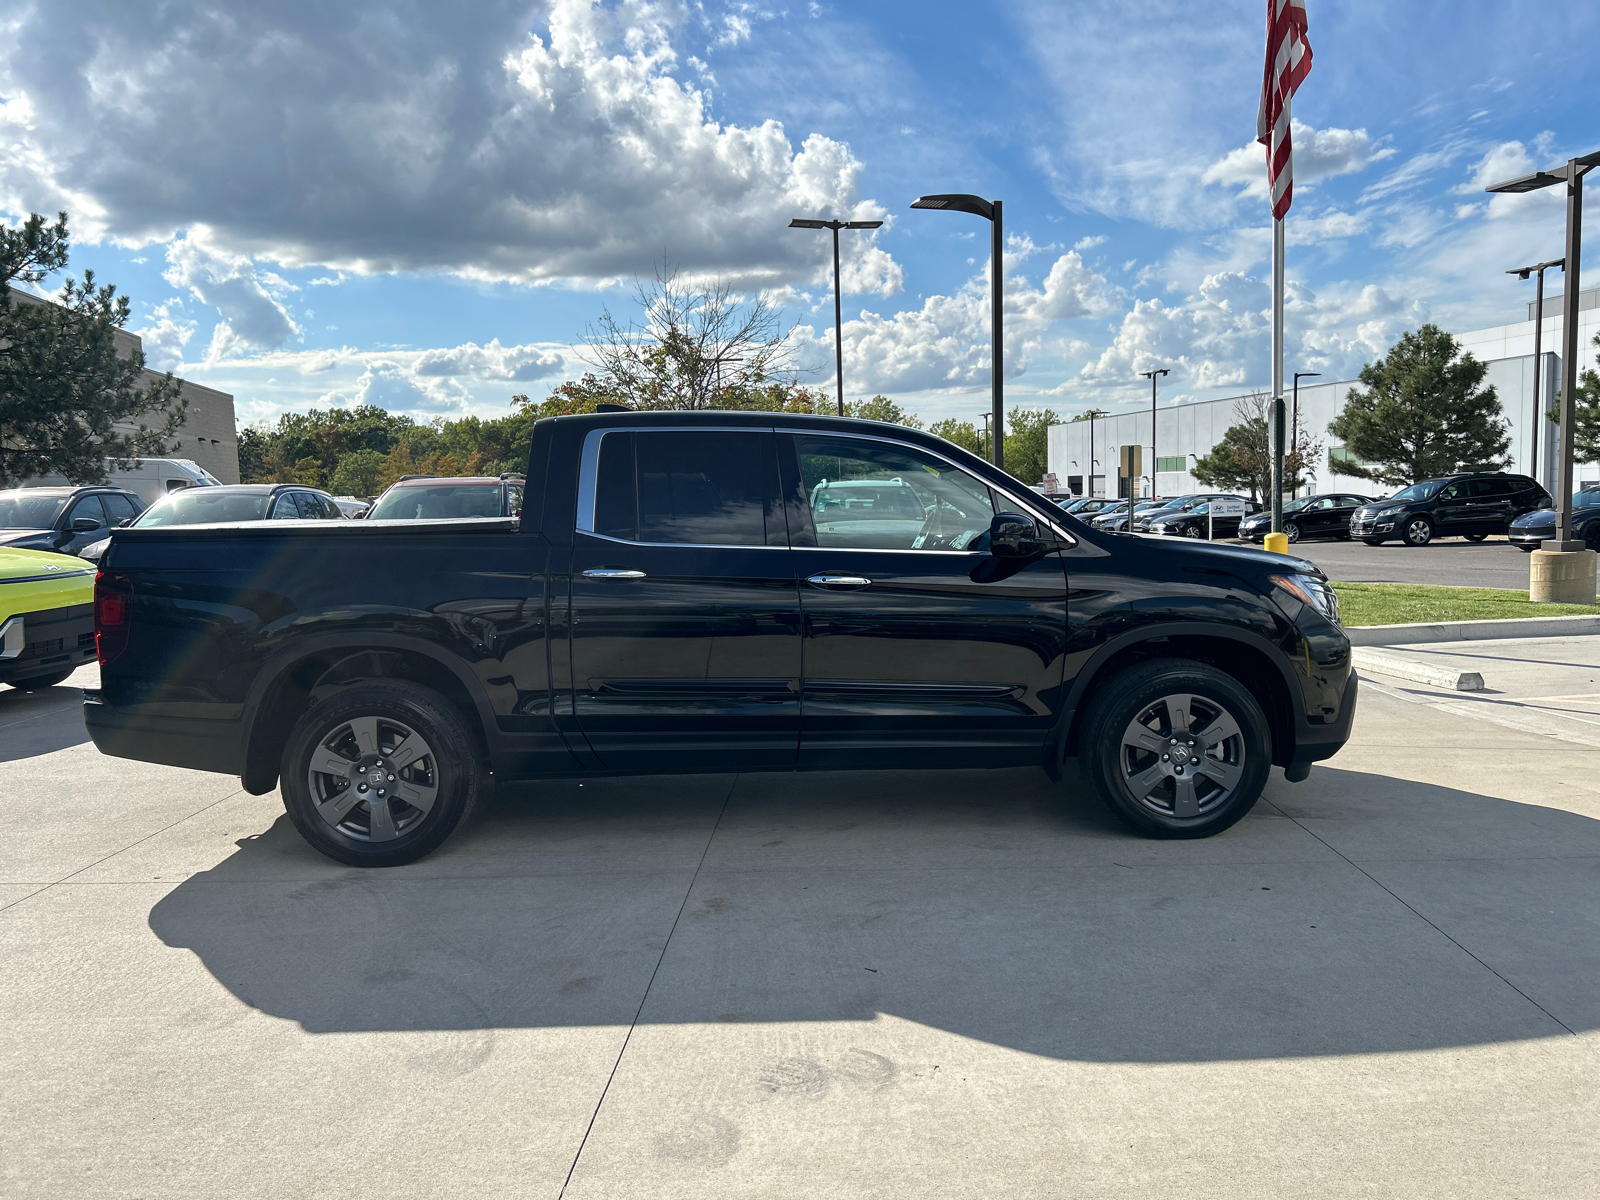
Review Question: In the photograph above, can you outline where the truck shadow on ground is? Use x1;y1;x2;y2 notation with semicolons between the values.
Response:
148;763;1600;1064
0;685;91;762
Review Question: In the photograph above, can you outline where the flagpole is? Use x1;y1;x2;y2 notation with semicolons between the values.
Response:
1269;101;1288;536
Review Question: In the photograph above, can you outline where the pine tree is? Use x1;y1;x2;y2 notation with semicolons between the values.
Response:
0;212;185;485
1328;324;1508;488
1564;333;1600;466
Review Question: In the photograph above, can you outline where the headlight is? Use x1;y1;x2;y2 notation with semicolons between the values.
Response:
1270;573;1340;627
1375;505;1403;517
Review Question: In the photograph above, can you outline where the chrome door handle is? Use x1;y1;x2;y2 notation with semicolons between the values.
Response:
807;573;872;589
582;568;646;579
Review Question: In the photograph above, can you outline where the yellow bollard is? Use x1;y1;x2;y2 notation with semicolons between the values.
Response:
1263;532;1289;554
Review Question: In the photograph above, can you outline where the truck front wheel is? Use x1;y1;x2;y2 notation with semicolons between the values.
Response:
279;680;479;867
1080;659;1271;839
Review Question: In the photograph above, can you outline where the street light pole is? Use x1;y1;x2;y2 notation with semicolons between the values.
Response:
1488;149;1597;547
979;413;991;461
788;217;885;416
1141;368;1170;501
1291;371;1319;497
911;194;1004;468
1507;258;1564;484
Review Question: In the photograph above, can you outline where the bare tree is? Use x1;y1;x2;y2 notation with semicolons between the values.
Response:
1192;392;1323;503
581;270;811;410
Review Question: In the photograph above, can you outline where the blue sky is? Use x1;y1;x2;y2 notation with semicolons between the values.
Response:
2;0;1596;431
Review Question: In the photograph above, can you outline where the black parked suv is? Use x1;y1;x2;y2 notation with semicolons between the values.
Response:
1349;473;1552;547
0;486;146;556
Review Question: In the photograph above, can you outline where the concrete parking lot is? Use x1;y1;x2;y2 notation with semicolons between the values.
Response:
1245;535;1538;589
4;661;1600;1198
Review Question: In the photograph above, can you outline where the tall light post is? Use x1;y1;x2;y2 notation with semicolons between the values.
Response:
1488;149;1598;551
1141;368;1169;501
911;193;1004;468
1292;371;1319;497
789;217;885;416
979;412;991;462
1506;258;1564;483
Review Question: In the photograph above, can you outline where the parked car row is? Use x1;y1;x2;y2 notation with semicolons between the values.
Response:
1052;472;1555;549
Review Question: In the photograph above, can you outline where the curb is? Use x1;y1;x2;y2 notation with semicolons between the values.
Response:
1345;614;1600;646
1351;647;1485;692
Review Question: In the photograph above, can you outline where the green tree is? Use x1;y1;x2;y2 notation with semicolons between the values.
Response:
1563;332;1600;466
1193;393;1320;503
580;270;813;410
328;448;387;496
846;395;923;427
0;212;185;485
927;418;983;456
1005;407;1059;486
1328;324;1508;487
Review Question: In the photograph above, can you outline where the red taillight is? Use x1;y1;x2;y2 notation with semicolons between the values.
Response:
95;571;134;666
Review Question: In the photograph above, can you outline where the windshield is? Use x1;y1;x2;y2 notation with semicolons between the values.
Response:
1575;491;1600;509
1386;482;1440;503
136;490;272;525
367;483;505;520
0;492;69;529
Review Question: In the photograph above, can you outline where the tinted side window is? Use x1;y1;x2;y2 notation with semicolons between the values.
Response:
793;435;996;551
269;493;302;519
66;495;108;527
103;493;141;522
592;431;770;546
1472;479;1513;497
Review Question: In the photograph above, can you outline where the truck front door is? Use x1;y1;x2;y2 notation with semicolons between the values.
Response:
781;432;1069;771
568;428;800;773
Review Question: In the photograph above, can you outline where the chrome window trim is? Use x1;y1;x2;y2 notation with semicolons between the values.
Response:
573;423;1076;550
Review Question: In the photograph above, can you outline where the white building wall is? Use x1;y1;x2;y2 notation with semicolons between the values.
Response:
1047;290;1600;499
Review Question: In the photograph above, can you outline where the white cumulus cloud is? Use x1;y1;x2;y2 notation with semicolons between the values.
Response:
0;0;897;292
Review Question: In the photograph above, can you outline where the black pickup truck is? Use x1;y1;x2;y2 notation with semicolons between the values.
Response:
86;411;1356;866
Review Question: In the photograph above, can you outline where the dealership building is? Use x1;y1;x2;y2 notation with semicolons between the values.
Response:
9;290;240;484
1047;286;1600;500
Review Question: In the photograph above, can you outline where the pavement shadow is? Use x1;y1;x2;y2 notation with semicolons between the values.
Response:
148;764;1600;1063
0;686;91;762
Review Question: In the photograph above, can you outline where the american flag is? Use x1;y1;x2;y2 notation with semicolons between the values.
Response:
1256;0;1313;221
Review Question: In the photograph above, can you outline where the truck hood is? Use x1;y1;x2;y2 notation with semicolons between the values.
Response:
1133;534;1324;579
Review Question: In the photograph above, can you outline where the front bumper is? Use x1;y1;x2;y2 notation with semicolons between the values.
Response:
0;603;97;685
1288;669;1359;778
1509;526;1554;548
1350;515;1397;537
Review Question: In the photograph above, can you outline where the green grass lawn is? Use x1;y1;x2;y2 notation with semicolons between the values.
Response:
1331;581;1600;627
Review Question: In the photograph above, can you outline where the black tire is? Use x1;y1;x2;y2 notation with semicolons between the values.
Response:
1463;531;1489;543
1284;521;1302;544
1182;523;1203;539
279;680;479;867
1401;516;1434;547
12;668;74;692
1079;658;1272;839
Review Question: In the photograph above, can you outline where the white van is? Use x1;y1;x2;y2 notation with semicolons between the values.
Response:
22;458;223;507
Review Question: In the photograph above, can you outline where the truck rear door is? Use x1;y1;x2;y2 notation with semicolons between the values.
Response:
568;427;800;773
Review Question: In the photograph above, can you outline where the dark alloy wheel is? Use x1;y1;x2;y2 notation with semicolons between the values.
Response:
1284;521;1302;544
279;680;479;867
1402;516;1434;547
13;668;74;692
1080;658;1271;839
1463;531;1489;543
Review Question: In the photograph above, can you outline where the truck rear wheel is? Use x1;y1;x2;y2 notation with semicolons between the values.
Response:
1080;659;1271;839
279;680;479;867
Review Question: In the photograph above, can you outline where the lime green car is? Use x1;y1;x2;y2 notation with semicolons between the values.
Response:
0;545;97;691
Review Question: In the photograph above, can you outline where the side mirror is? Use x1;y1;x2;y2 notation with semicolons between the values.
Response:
989;512;1047;558
71;517;102;532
